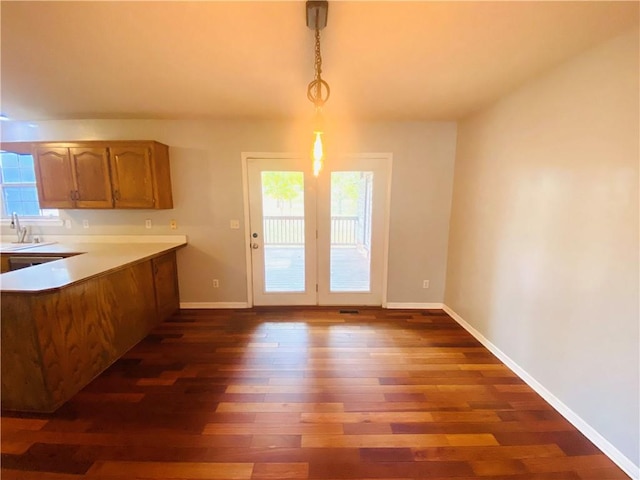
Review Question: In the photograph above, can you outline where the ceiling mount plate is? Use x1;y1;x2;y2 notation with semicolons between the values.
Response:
306;1;328;30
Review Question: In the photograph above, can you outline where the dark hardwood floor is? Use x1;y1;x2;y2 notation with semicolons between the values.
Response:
1;308;630;479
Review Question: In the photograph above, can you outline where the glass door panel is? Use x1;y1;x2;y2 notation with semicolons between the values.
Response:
262;171;305;292
330;171;373;292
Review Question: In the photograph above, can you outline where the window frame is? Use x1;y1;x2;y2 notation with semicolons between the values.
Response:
0;142;62;225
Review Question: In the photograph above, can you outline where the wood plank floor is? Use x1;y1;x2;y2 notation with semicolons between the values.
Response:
1;308;630;479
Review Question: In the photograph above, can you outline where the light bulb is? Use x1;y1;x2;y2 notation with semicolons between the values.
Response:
313;131;323;177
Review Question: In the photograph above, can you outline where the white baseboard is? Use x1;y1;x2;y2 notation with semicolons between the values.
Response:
386;302;444;309
181;302;445;310
442;304;639;480
179;302;249;309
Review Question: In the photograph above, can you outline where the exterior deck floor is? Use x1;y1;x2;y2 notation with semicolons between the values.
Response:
264;246;371;292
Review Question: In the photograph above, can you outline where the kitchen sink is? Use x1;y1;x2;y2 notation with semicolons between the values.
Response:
0;242;55;253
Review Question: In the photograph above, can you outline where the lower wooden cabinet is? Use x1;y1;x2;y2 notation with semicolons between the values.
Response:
0;250;181;412
153;250;180;320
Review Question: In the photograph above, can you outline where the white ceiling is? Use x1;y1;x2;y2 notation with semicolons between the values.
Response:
1;1;638;122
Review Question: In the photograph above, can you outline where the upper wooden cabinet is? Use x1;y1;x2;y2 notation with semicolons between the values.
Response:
34;146;112;209
110;143;172;209
33;146;76;209
32;141;173;210
72;147;113;208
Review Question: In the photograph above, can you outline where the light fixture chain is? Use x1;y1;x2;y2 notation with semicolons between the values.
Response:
307;28;330;107
315;27;323;82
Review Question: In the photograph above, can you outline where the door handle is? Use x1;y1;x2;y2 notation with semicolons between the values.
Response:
251;243;259;249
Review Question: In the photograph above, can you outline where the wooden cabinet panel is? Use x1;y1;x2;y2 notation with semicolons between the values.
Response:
149;142;173;209
34;147;75;208
109;142;173;209
153;251;180;320
1;294;50;412
1;255;9;273
71;147;113;208
34;145;113;209
110;146;155;208
31;140;173;210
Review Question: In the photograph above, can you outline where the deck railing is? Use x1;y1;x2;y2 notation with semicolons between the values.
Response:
263;216;359;245
331;216;358;245
263;216;305;245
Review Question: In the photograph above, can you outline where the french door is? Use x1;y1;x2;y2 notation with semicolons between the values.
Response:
247;158;317;305
245;154;390;306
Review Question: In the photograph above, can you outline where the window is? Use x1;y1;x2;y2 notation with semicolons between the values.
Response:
0;150;58;218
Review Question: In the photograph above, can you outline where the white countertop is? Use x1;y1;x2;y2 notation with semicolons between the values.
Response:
0;236;187;293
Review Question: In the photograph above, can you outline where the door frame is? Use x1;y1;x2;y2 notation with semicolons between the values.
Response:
241;151;392;308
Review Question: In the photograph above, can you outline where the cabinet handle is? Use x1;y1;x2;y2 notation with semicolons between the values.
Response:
114;190;121;201
74;190;80;200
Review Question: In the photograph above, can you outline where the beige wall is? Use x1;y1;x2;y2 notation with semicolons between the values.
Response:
1;120;457;306
445;28;639;467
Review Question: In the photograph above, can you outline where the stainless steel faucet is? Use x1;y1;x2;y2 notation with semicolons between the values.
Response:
10;212;28;243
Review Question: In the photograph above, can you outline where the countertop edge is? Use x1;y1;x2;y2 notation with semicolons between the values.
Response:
0;241;187;294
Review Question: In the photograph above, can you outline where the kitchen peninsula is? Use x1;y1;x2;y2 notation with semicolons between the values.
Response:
1;236;186;412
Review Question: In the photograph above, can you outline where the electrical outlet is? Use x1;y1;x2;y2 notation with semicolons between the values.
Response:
82;219;89;229
64;219;72;229
145;219;152;229
230;219;240;229
170;219;177;230
212;279;219;288
422;280;430;289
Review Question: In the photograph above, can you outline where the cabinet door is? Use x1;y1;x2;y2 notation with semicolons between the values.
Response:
70;147;113;209
34;147;75;208
109;147;155;208
153;251;180;321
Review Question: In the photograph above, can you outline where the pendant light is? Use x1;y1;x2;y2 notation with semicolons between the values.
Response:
306;1;330;177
